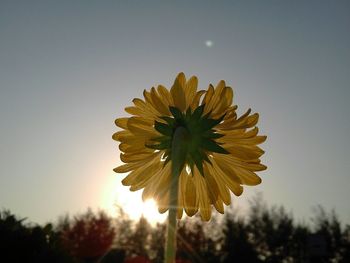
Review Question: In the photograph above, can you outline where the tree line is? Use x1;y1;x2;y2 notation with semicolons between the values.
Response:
1;195;349;262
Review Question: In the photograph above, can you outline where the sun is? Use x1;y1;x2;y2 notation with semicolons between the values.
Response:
116;188;167;225
103;175;167;225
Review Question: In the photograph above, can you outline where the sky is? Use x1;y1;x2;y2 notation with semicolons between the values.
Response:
0;0;349;225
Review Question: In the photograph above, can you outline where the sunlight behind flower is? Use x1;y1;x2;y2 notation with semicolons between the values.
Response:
114;180;167;225
101;172;120;218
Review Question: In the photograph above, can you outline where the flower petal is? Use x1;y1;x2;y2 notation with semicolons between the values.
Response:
157;85;174;106
190;90;205;110
123;157;161;187
158;192;169;214
194;170;211;221
127;117;156;136
206;163;231;205
114;118;128;129
113;161;147;173
170;72;187;111
185;76;198;110
150;87;171;115
120;151;156;163
203;163;220;205
206;80;225;116
142;163;171;201
184;173;198;216
212;86;234;118
212;158;243;196
177;169;187;219
202;84;214;115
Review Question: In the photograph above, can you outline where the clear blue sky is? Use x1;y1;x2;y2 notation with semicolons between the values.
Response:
1;0;349;224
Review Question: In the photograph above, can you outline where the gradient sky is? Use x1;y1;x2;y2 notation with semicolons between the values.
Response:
1;0;349;225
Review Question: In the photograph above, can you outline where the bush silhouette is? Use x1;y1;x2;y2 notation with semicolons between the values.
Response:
59;209;115;263
0;210;74;262
2;194;350;262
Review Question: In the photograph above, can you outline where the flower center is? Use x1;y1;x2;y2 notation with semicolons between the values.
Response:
147;105;228;175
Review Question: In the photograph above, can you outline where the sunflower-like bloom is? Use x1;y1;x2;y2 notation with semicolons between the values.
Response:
113;73;266;221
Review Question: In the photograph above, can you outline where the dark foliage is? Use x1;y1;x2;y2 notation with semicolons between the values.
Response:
0;210;74;262
2;196;349;263
59;209;116;263
100;248;125;263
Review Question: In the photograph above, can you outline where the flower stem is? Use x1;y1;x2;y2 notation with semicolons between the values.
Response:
164;127;188;263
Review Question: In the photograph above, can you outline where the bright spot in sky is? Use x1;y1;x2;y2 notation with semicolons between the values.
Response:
205;40;213;47
111;180;167;225
101;159;167;224
101;172;120;215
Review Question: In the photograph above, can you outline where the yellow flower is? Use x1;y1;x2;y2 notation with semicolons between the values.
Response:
113;73;267;221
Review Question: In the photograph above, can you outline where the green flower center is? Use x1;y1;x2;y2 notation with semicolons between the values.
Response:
147;105;228;175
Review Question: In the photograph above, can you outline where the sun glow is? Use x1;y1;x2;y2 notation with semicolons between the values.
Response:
100;156;167;224
116;188;167;225
103;174;167;225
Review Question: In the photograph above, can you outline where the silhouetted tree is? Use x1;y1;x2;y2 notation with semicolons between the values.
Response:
59;209;115;263
340;225;350;262
310;206;345;262
0;210;74;262
100;248;126;263
3;193;350;262
176;215;209;262
201;214;223;263
149;223;166;263
247;195;297;262
128;216;152;259
264;206;294;262
290;223;309;262
222;213;261;263
113;207;133;253
112;197;350;263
